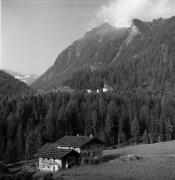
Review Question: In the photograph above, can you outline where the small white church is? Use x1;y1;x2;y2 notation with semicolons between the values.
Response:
96;83;113;93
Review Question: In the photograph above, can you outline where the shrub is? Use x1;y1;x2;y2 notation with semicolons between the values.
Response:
0;162;9;173
93;158;100;165
14;170;34;180
33;172;54;180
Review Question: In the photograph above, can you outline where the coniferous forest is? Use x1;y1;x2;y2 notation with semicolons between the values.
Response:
1;16;175;165
0;91;175;163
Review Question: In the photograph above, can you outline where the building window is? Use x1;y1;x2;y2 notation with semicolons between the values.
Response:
53;158;55;163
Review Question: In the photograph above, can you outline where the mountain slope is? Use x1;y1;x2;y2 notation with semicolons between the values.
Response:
0;70;34;97
64;16;175;94
31;23;128;91
4;70;38;85
32;16;175;94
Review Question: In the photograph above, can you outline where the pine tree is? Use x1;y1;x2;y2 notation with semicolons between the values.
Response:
65;98;80;135
107;100;118;144
165;118;173;140
105;114;112;144
160;119;166;142
142;129;148;143
84;103;93;136
98;96;106;125
56;105;66;138
25;130;40;160
131;116;141;144
118;118;124;148
6;139;17;163
15;124;25;160
45;103;56;141
92;109;98;136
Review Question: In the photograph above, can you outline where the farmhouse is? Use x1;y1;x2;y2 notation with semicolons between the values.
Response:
35;136;105;171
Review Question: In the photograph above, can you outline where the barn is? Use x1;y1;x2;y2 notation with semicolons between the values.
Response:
35;136;105;171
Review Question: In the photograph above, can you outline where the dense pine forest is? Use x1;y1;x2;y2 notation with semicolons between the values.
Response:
0;91;175;163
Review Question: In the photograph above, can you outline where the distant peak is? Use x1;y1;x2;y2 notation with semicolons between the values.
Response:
92;22;116;32
97;22;115;30
85;22;116;37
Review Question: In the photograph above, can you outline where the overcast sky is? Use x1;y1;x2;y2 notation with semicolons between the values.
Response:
1;0;175;75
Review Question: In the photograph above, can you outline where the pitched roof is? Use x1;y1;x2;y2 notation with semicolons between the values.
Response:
54;136;104;148
34;136;104;159
35;143;78;159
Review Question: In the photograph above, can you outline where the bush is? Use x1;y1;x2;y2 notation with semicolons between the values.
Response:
14;170;34;180
0;162;9;173
44;173;53;180
0;174;13;180
33;172;53;180
90;157;100;165
93;158;100;165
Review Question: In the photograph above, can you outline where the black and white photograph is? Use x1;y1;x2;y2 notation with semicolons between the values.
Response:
1;0;175;179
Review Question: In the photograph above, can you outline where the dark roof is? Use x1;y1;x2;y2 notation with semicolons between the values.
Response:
34;136;104;159
54;136;104;148
35;144;78;159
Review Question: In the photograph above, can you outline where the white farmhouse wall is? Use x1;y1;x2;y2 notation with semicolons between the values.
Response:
39;157;62;172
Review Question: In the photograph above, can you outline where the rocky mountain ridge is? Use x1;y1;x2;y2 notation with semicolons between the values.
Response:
31;16;175;93
31;23;128;91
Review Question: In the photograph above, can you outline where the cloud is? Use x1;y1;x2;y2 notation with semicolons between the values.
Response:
97;0;175;27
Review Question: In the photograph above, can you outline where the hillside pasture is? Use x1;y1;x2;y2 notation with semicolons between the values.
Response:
104;140;175;156
60;141;175;180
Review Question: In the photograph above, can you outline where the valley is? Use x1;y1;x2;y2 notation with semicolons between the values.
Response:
4;70;38;85
1;14;175;180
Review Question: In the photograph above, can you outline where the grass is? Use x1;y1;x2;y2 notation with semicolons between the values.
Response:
4;141;175;180
104;140;175;156
59;140;175;180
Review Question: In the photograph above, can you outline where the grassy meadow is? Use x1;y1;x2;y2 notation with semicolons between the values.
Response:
59;141;175;180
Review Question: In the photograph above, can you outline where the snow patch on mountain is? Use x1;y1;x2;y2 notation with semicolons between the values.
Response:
4;70;39;85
